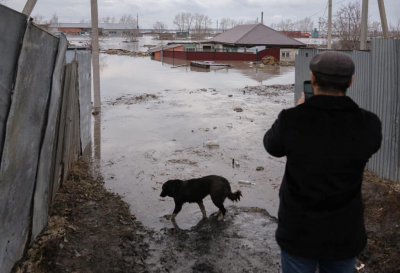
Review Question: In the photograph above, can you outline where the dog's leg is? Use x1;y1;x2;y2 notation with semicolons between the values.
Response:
171;202;183;229
197;202;207;219
211;195;227;221
211;210;221;218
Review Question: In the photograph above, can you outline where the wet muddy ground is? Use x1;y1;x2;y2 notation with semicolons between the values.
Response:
16;159;400;273
97;84;293;230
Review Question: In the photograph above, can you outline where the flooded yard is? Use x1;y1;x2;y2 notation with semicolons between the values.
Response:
94;54;295;230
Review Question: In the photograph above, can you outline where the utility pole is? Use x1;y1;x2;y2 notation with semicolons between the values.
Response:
360;0;369;50
377;0;389;38
261;12;264;25
90;0;101;112
217;20;218;33
327;0;332;49
22;0;38;17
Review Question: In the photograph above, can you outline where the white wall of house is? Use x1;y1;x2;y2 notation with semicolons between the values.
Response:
280;48;298;62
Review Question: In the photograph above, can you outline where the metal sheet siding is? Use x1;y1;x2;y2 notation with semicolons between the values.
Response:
294;39;400;183
0;6;27;164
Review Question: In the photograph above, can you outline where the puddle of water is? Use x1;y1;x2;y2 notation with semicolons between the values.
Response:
92;54;294;231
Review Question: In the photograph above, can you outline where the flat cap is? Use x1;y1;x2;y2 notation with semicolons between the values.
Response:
310;51;355;81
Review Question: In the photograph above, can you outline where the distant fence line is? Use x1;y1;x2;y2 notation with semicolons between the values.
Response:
161;48;281;62
0;5;92;273
295;38;400;183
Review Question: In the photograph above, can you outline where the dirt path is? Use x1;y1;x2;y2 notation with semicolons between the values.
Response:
13;160;152;273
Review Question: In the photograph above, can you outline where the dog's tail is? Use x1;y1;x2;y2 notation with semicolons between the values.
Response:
228;190;242;202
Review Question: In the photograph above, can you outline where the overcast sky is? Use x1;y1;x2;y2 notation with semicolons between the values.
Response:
5;0;400;28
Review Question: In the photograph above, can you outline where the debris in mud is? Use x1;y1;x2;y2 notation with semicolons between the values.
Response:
239;84;294;105
358;171;400;273
13;159;152;273
167;159;198;166
234;107;243;112
204;140;220;148
256;166;265;171
105;93;159;105
150;206;281;273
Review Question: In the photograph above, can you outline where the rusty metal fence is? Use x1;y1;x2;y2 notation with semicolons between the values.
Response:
294;39;400;183
0;5;92;273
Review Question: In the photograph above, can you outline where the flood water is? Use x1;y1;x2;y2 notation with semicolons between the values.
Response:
99;55;294;98
92;53;295;230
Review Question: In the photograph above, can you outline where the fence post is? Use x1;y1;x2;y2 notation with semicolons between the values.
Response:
214;49;216;61
173;48;175;59
227;48;229;62
256;49;258;61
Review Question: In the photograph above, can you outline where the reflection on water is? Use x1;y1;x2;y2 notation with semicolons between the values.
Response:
92;114;101;178
99;55;295;98
68;35;196;53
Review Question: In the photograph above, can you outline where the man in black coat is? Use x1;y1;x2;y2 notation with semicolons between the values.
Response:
264;51;382;273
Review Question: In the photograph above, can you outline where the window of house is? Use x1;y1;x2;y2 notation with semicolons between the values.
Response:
185;48;195;52
281;51;291;58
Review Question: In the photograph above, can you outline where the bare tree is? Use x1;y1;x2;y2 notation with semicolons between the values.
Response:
203;15;213;36
192;13;205;39
173;12;184;32
369;21;381;37
389;19;400;38
184;13;194;32
270;19;294;31
298;17;314;33
332;1;362;50
173;12;193;32
119;14;137;25
50;12;58;24
153;21;168;33
245;19;258;24
32;14;46;24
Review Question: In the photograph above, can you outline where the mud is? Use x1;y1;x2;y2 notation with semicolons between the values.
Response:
105;93;159;105
13;160;152;273
358;171;400;273
16;159;400;273
15;160;281;273
149;207;280;273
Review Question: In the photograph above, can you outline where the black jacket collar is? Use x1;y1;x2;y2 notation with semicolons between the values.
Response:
303;95;359;111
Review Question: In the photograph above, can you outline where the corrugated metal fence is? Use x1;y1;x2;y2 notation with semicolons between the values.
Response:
295;39;400;183
0;5;92;273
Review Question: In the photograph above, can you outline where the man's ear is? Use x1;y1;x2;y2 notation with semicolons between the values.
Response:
310;71;317;87
348;75;354;88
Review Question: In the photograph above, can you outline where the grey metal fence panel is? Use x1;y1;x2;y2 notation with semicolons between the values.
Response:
0;23;59;273
346;51;371;109
77;51;92;154
294;39;400;183
62;61;78;183
51;64;71;203
368;39;400;182
66;50;75;64
0;5;27;163
31;34;68;243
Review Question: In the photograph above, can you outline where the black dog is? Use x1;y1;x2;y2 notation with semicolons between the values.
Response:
160;175;242;228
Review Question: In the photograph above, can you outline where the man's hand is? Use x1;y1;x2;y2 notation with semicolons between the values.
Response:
297;92;305;105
